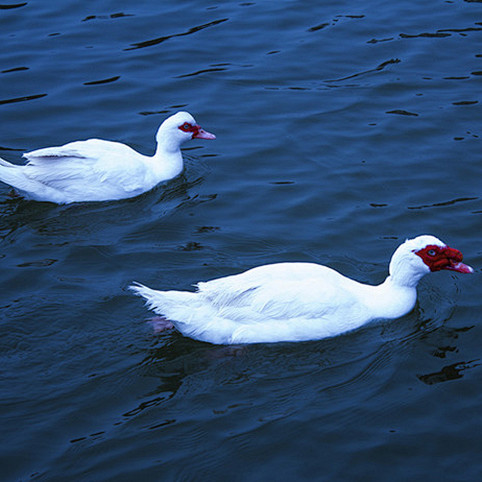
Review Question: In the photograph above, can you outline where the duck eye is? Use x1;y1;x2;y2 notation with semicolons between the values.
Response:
427;249;436;256
182;123;191;130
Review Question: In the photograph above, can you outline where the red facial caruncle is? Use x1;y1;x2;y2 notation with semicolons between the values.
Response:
179;122;200;136
415;244;474;273
178;122;216;140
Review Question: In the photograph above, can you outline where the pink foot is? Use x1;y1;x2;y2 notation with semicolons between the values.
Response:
147;316;175;334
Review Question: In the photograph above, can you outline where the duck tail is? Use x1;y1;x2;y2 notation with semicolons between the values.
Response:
0;157;67;202
130;282;162;311
129;282;196;316
0;156;15;167
0;158;34;193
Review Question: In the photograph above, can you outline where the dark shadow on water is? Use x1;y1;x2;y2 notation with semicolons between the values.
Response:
417;358;480;385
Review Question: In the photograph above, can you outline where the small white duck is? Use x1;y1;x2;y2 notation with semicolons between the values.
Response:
0;111;215;204
131;235;474;344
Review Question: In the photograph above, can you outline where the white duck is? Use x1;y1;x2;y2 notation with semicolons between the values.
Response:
131;235;474;345
0;111;215;204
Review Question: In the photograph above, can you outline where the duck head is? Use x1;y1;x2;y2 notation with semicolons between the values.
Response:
156;111;216;153
389;235;474;287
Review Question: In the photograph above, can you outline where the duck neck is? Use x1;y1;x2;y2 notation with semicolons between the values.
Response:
156;129;183;155
388;257;427;289
152;136;184;178
386;269;424;289
363;274;419;320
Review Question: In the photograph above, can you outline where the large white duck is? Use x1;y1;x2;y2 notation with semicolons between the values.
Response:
131;235;474;345
0;111;215;204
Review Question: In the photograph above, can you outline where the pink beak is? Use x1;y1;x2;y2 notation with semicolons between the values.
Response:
445;261;475;274
193;126;216;140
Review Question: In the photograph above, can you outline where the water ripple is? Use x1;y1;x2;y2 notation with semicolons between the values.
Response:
125;18;228;51
407;197;479;210
386;109;419;117
82;12;134;22
0;2;27;9
400;32;451;39
83;76;120;86
1;66;29;74
325;58;401;84
0;93;47;105
369;22;482;44
176;67;228;79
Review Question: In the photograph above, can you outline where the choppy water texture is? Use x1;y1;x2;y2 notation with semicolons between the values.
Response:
1;1;481;480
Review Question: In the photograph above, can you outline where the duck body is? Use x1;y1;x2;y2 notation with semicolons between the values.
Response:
0;111;215;203
132;262;417;344
131;235;473;345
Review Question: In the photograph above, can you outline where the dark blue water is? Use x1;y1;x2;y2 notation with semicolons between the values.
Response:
1;1;481;480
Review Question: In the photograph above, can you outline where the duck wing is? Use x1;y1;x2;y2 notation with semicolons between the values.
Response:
196;262;359;321
22;139;149;197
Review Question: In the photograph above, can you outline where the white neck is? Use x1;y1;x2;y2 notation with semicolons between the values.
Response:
356;247;429;320
388;250;429;289
387;266;426;289
361;275;419;320
156;131;182;155
148;134;185;180
150;148;183;179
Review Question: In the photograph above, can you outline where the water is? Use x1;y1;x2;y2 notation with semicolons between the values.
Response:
0;1;481;480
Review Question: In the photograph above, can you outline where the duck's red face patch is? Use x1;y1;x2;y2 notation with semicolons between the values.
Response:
179;122;199;137
415;244;473;273
179;122;216;140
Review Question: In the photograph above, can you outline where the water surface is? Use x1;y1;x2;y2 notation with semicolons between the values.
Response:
0;1;481;480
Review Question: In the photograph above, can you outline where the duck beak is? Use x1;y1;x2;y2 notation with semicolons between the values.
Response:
442;247;474;274
445;261;474;274
193;126;216;140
